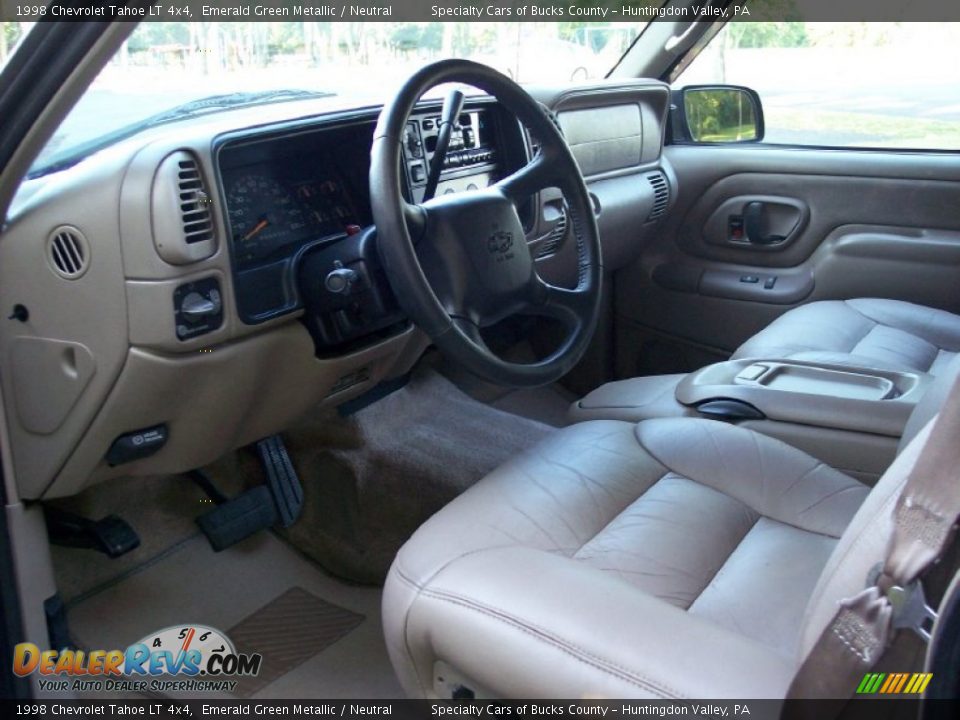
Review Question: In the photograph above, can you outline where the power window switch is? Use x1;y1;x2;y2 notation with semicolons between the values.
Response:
740;275;759;284
764;276;778;289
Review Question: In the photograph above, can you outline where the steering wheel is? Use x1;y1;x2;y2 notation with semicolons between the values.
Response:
370;59;603;388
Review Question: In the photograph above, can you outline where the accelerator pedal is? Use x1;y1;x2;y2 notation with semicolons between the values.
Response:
193;435;303;552
256;434;304;528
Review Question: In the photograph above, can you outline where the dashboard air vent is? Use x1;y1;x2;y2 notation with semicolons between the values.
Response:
645;171;670;222
177;156;214;245
152;150;217;265
46;226;90;279
535;209;568;259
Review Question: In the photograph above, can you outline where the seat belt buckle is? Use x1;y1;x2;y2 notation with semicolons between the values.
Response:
868;564;938;642
888;581;937;642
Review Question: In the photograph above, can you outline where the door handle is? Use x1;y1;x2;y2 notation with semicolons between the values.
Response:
744;201;786;245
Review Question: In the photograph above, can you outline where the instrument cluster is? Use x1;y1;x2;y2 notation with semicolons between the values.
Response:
220;123;372;271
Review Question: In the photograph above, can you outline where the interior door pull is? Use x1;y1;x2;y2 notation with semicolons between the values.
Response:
744;201;786;245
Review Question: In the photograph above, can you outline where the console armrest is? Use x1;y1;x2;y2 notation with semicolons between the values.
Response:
676;359;929;437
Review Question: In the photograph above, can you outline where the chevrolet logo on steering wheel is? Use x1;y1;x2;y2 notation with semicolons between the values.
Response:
487;230;514;254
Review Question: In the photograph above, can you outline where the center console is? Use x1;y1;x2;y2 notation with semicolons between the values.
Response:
570;360;932;485
675;359;926;437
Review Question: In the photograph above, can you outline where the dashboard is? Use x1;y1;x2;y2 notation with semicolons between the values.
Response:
0;80;673;500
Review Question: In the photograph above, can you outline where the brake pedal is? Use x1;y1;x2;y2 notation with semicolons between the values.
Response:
194;435;303;551
44;506;140;558
195;486;278;552
256;435;304;528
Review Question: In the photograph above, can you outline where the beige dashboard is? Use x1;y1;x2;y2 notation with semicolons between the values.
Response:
0;78;671;501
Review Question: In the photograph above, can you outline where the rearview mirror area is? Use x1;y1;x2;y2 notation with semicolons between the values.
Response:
678;85;765;143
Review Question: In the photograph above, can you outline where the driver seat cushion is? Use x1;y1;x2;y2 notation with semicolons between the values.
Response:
733;298;960;375
383;418;870;698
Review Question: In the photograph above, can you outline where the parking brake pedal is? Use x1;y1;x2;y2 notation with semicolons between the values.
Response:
194;435;304;551
44;506;140;558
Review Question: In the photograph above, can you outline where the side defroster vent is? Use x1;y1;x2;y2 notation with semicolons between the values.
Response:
46;226;90;279
152;150;217;265
645;171;670;222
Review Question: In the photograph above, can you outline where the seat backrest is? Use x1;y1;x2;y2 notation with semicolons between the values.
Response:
900;355;960;451
797;354;960;664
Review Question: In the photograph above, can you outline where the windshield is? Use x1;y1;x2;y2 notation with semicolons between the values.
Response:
0;20;648;178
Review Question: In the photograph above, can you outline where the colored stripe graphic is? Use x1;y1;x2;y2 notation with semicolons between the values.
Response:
879;674;896;693
856;672;932;694
855;673;885;694
905;673;933;694
892;673;909;693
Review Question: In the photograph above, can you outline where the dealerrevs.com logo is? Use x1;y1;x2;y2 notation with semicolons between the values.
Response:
12;624;262;693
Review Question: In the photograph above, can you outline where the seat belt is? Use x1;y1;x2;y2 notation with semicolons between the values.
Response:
787;373;960;699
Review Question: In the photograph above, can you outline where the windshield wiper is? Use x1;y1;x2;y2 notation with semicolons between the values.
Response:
28;88;335;179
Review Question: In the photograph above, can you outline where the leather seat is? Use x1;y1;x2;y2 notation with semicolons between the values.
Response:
383;367;953;698
734;298;960;375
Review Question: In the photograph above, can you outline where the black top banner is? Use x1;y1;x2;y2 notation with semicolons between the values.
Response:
3;0;960;23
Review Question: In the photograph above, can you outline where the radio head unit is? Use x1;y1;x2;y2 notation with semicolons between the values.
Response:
403;107;502;203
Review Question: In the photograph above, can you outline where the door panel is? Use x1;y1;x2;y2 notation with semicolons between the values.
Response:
614;145;960;375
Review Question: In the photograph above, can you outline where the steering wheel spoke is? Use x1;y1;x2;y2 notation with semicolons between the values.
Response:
495;150;558;205
402;200;427;242
528;276;592;330
451;315;490;352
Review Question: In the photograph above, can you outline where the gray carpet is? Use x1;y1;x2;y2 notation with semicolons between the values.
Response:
52;368;553;595
273;368;554;584
45;366;558;699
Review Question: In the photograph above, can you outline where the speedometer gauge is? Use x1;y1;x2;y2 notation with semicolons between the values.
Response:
226;174;308;265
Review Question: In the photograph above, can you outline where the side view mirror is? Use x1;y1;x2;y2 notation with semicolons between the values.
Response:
672;85;765;143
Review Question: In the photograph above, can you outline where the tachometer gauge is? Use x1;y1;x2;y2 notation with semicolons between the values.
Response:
226;174;308;265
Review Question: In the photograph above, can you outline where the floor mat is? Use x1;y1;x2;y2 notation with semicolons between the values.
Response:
66;533;402;699
230;587;364;698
